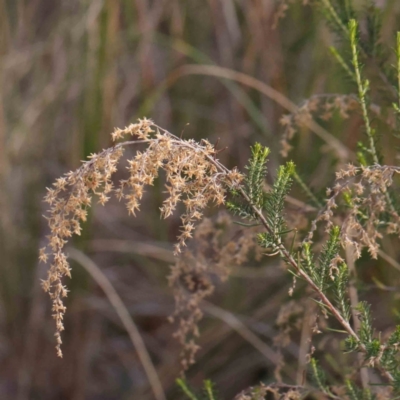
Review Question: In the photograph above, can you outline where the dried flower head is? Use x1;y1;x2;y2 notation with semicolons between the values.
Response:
234;382;304;400
306;164;400;259
272;0;310;30
168;213;263;370
279;95;358;157
40;119;243;357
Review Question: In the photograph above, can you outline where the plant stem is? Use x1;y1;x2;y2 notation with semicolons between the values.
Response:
349;19;379;165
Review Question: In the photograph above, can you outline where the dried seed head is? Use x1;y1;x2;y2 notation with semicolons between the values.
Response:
40;119;242;357
306;164;400;260
279;95;359;158
168;214;261;370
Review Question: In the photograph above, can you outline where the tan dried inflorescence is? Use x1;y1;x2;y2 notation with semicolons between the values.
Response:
234;382;303;400
306;163;400;260
168;214;263;370
272;0;310;29
279;95;358;157
39;118;242;357
39;144;124;357
274;300;305;348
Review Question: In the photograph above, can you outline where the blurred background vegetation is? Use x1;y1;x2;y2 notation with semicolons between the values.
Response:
2;0;400;399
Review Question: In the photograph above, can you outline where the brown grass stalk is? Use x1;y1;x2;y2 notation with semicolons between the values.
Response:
67;247;166;400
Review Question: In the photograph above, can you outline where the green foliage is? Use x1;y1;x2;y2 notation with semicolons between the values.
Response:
227;143;270;220
203;380;218;400
228;144;295;253
293;170;324;209
344;335;359;353
346;379;375;400
317;0;349;39
310;358;334;397
343;301;395;373
321;3;400;163
381;326;400;371
381;326;400;393
177;379;199;400
247;144;271;209
301;226;341;292
301;242;317;279
337;0;355;22
329;45;356;82
177;379;221;400
310;359;375;399
317;226;341;291
257;161;295;250
318;0;385;70
333;263;351;322
349;19;380;165
393;32;400;132
355;302;374;345
363;0;383;58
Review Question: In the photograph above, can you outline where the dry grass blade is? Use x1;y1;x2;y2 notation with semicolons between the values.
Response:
168;64;353;160
67;247;166;400
89;239;175;263
202;301;296;382
203;301;281;366
378;249;400;273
